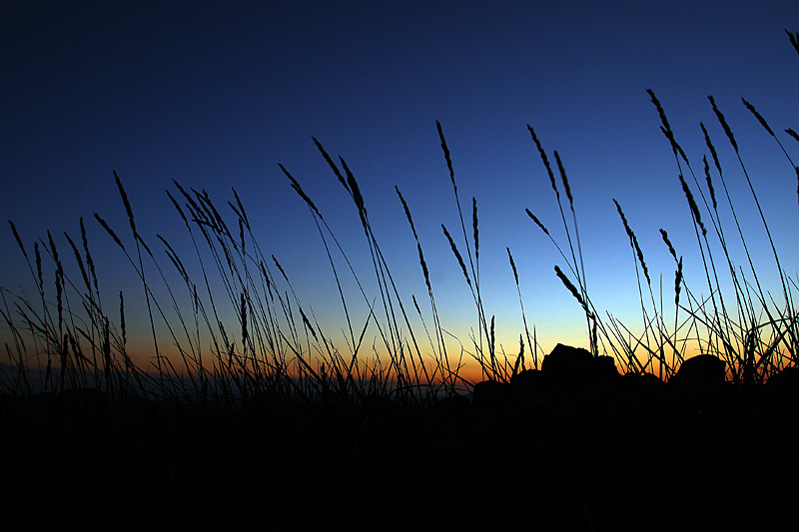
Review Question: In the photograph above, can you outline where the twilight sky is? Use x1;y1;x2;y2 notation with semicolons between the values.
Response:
2;1;798;373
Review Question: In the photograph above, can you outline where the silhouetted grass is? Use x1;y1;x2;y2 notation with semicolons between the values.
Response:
1;26;798;532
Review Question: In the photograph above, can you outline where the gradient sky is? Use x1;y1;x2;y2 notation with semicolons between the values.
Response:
2;1;798;375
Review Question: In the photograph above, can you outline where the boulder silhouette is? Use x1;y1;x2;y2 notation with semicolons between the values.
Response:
540;344;594;390
593;355;621;386
620;371;664;391
431;393;471;417
472;379;511;408
533;344;628;397
511;368;543;386
670;355;726;388
669;354;726;410
510;368;547;400
765;365;799;402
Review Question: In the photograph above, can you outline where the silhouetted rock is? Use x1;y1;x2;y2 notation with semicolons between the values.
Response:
594;355;621;386
511;368;548;400
428;394;471;437
511;367;543;387
472;379;511;408
541;344;624;395
669;355;726;411
617;372;667;420
765;365;799;402
670;355;726;388
620;371;664;390
541;343;593;390
431;393;471;417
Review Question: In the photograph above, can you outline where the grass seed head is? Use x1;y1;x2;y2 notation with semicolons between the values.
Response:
742;98;775;137
64;232;90;292
709;95;739;153
555;151;573;207
526;209;550;236
120;291;126;345
614;199;650;286
647;88;672;134
313;137;349;193
701;122;723;177
555;265;590;317
395;186;419;240
796;166;799;209
341;156;366;220
659;228;678;263
527;124;558;196
703;155;718;211
280;164;322;218
443;224;471;287
79;217;99;295
417;242;431;293
8;220;26;258
436;121;456;190
472;197;479;262
232;187;250;230
786;29;799;56
679;174;707;236
114;171;137;236
507;247;519;286
35;241;42;290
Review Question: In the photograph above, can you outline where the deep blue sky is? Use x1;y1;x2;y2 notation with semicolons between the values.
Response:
2;1;798;370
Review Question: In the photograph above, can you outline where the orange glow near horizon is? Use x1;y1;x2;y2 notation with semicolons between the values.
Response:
3;320;758;395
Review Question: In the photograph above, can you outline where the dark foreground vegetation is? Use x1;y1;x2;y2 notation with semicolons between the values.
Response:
3;30;799;531
3;345;798;531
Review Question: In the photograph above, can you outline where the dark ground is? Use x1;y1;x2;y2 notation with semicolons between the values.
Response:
3;351;798;531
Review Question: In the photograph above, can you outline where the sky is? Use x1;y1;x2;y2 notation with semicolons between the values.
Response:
2;0;798;378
